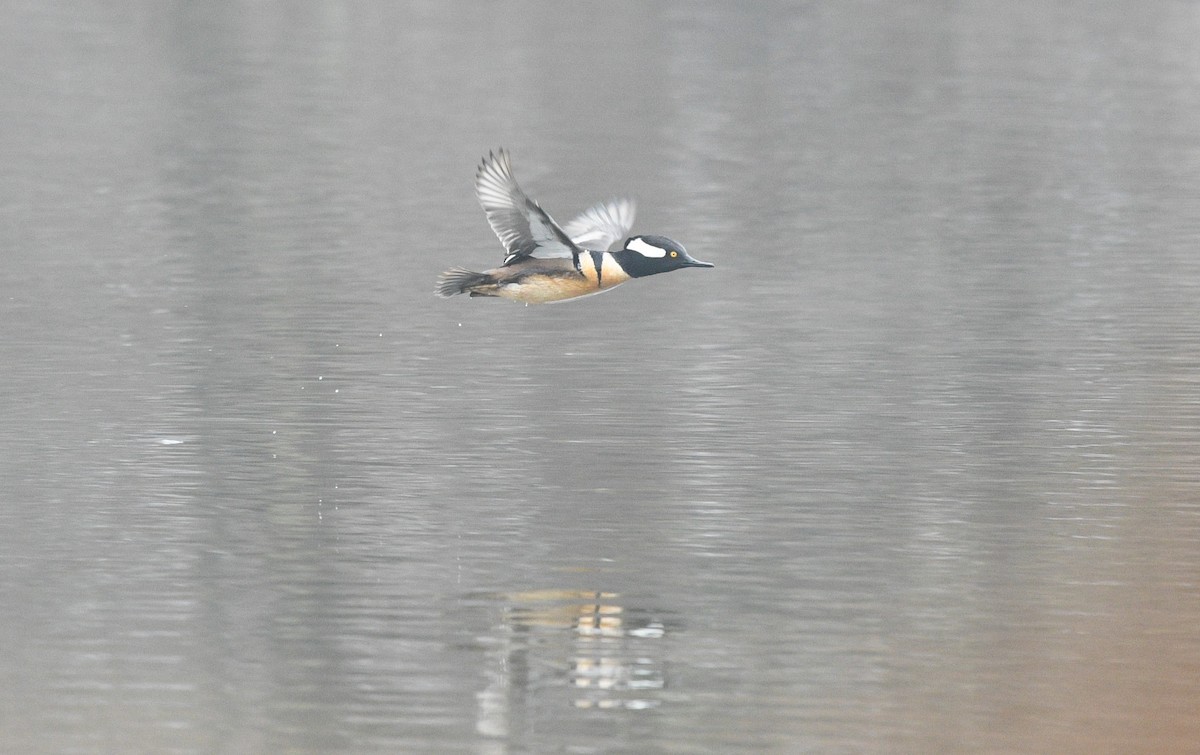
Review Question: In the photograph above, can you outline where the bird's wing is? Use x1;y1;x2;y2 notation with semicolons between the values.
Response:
475;149;580;265
562;198;637;252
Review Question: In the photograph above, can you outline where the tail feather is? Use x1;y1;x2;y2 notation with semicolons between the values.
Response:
436;267;492;298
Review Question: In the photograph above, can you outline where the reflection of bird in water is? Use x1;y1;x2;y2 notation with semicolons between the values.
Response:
475;589;669;740
438;149;713;303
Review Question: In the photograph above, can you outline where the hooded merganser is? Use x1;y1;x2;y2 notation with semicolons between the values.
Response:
436;149;713;304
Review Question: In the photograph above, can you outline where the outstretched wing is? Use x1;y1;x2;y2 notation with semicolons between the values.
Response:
475;149;580;265
563;198;636;252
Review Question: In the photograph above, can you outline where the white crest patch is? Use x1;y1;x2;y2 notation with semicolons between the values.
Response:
626;236;668;258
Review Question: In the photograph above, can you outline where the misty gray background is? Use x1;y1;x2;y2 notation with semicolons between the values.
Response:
2;2;1199;753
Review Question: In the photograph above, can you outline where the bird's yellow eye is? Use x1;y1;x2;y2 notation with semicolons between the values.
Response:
670;251;678;258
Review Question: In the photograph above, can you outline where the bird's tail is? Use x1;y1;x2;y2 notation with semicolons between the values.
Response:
436;267;493;298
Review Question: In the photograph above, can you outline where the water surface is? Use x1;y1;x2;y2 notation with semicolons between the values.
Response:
2;2;1199;752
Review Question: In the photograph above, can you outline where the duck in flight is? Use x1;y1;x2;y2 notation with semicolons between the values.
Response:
436;149;713;304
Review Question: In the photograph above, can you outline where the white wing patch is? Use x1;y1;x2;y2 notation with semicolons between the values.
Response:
563;198;636;252
626;236;668;258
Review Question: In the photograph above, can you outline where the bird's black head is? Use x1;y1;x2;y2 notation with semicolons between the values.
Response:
613;235;714;278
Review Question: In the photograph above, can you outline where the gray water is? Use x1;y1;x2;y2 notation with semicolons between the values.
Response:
3;3;1200;753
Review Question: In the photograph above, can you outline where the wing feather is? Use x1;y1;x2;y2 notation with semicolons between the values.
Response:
475;149;579;265
563;198;637;252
